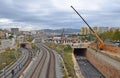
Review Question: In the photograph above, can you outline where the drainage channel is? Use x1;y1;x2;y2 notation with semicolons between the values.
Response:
74;48;105;78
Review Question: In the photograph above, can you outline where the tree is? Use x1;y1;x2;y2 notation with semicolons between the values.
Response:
113;29;120;40
86;34;94;41
100;29;114;41
8;35;14;39
108;29;114;40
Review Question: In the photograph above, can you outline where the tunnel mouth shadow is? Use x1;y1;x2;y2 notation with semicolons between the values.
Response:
74;48;105;78
20;43;26;48
74;48;87;57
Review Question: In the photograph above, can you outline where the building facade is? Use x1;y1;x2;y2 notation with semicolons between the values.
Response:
80;26;109;35
11;28;19;34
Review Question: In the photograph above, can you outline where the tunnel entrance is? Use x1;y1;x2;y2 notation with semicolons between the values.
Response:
74;48;87;57
20;43;26;48
74;48;105;78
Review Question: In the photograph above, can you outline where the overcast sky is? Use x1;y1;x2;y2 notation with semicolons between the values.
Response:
0;0;120;30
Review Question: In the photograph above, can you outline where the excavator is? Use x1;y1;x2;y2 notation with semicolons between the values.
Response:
71;6;104;49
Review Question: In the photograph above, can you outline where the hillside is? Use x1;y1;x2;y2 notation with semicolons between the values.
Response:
39;28;80;34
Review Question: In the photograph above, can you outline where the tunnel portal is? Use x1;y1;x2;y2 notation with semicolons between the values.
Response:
74;48;87;57
20;43;26;48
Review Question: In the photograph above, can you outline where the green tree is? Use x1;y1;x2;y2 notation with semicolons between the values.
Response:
109;29;114;40
86;34;94;41
8;35;14;39
113;29;120;40
100;29;114;41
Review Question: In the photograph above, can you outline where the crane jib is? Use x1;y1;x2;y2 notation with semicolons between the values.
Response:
71;5;104;49
70;6;95;33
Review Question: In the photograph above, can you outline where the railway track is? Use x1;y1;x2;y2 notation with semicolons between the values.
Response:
27;43;56;78
14;48;32;78
44;45;56;78
0;48;32;78
30;48;47;78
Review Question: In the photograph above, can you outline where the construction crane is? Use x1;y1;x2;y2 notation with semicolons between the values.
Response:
71;6;104;49
61;28;64;44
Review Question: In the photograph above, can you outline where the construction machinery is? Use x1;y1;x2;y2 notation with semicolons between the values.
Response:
61;28;64;40
61;28;64;44
71;6;104;49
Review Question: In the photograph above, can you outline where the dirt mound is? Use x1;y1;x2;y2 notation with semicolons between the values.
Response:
90;43;120;53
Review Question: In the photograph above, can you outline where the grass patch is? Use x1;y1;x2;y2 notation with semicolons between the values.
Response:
0;48;21;71
45;42;77;78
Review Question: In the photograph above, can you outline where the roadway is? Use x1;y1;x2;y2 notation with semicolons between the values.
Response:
77;57;105;78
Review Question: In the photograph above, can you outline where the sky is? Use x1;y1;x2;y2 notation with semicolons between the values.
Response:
0;0;120;30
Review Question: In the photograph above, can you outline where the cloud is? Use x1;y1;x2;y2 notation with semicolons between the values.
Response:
0;18;13;23
0;0;120;30
51;0;104;11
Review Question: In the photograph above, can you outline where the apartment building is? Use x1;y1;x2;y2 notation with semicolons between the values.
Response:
80;26;109;35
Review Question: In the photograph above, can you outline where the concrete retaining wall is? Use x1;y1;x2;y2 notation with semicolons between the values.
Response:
86;48;120;78
72;53;84;78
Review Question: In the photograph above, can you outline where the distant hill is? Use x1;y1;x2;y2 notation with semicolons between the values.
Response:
39;28;80;34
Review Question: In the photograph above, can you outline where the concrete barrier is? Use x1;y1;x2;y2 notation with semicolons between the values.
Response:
72;53;84;78
86;48;120;78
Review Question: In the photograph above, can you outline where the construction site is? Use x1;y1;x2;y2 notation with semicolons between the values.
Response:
71;6;120;78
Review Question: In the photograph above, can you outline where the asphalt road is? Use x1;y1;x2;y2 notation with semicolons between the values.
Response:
77;57;105;78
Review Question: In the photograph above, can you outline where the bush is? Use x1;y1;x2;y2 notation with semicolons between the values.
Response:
9;54;15;59
0;48;21;70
